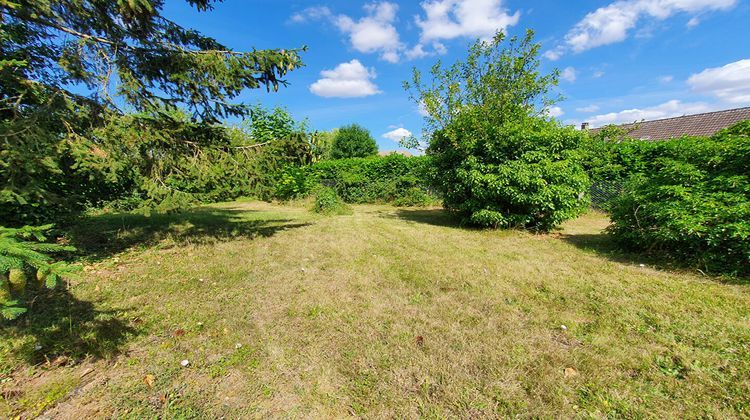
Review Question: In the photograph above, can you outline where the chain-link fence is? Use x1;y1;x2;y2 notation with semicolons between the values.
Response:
590;180;624;210
322;177;623;211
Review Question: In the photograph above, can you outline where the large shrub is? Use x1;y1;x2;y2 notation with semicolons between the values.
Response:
274;165;315;201
83;105;316;212
329;124;378;159
608;127;750;276
404;30;589;230
431;115;589;230
306;154;436;204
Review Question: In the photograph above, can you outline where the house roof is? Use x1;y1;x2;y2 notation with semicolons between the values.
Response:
588;107;750;140
378;150;414;157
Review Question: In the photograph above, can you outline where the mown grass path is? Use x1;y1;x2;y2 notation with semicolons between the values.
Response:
2;202;749;418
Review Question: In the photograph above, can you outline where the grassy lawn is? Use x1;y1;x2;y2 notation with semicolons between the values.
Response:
1;201;749;418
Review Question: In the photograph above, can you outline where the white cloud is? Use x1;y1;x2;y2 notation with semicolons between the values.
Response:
543;47;564;61
687;16;700;27
383;127;413;142
415;0;520;43
405;44;429;60
293;2;468;61
687;59;750;104
290;6;332;23
547;106;564;118
659;75;674;83
550;0;736;58
335;2;404;62
585;100;715;127
404;42;449;60
433;42;448;55
292;3;404;62
560;67;577;83
309;60;382;98
576;105;600;113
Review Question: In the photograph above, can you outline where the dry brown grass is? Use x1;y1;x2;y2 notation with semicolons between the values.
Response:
2;202;749;418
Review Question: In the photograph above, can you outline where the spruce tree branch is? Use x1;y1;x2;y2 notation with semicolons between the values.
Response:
4;10;265;56
232;141;273;150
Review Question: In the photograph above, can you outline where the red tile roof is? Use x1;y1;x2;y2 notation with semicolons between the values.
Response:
378;150;414;157
588;107;750;140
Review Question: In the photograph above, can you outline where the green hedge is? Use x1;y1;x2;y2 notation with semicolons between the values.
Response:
308;154;435;203
607;122;750;276
274;154;437;205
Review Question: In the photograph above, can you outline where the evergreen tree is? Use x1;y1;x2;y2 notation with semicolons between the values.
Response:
1;0;304;121
0;1;306;317
0;0;305;224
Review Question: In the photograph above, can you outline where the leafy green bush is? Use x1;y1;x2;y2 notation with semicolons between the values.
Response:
581;135;663;210
275;165;314;201
393;187;437;207
305;154;436;204
311;187;352;215
0;225;80;320
431;116;590;230
582;137;652;186
404;30;588;231
608;127;750;276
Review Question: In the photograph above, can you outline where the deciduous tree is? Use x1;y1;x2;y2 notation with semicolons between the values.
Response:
404;30;589;231
330;124;378;159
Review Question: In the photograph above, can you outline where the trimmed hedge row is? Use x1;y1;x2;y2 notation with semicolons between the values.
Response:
274;154;438;205
308;154;435;203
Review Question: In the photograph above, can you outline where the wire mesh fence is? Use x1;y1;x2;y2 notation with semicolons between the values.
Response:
321;178;623;211
590;180;624;210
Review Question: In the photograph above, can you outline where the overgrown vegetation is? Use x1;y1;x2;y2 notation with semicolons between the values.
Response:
405;30;589;231
306;154;436;204
272;154;437;205
578;121;750;275
605;125;750;276
310;187;352;215
95;106;315;212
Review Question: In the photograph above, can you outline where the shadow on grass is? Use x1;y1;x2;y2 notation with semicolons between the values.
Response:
385;208;462;228
559;232;750;285
1;286;138;366
67;206;311;261
2;206;313;366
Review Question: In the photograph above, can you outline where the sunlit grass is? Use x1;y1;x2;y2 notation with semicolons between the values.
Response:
1;202;748;417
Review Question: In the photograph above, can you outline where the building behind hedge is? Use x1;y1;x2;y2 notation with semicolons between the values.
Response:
584;106;750;140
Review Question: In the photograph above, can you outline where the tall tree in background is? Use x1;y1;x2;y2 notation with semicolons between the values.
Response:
0;0;305;224
330;124;378;159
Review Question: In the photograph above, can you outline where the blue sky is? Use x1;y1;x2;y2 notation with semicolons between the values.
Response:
163;0;750;151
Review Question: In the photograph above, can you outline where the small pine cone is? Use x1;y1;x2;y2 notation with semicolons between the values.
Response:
8;269;27;295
